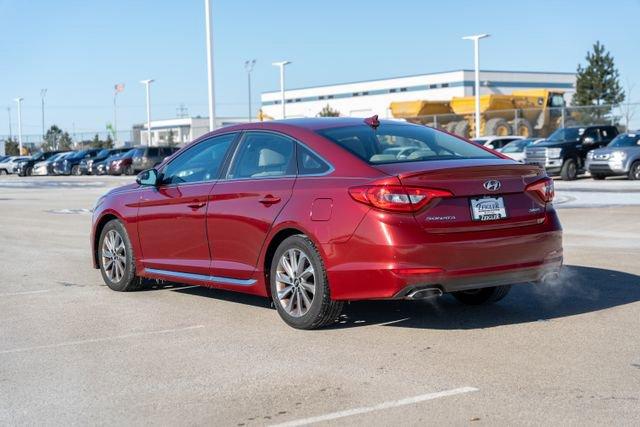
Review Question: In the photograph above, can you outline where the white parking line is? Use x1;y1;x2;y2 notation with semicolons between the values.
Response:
0;325;205;355
270;386;479;427
0;289;52;297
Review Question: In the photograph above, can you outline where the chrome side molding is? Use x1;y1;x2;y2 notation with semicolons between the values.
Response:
145;268;256;286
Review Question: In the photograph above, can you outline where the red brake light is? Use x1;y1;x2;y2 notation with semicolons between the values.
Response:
526;177;554;203
348;185;452;212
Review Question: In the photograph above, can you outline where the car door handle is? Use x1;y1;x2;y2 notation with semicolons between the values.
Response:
187;201;206;209
259;195;281;205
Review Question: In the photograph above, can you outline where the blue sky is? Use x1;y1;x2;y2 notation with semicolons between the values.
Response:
1;0;638;137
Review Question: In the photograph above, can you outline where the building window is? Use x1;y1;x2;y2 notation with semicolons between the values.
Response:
286;99;293;103
389;88;397;93
328;95;334;99
295;98;301;102
362;91;369;95
352;92;359;96
319;96;325;100
400;88;407;92
429;84;437;89
441;83;449;88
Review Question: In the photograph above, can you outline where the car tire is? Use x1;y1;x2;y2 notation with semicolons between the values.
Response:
591;173;606;180
98;219;143;292
0;169;6;175
452;285;511;305
453;120;470;138
560;158;577;181
25;167;33;176
628;161;640;180
269;235;343;330
71;165;81;176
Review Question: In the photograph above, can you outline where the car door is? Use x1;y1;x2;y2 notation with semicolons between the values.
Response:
136;133;237;275
207;131;297;280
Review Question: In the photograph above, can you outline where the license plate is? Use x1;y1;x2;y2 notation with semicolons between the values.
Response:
470;196;507;221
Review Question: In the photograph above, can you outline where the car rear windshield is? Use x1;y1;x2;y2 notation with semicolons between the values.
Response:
547;128;582;141
317;124;497;164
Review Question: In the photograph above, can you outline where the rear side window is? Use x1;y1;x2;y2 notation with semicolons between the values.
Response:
147;147;159;156
227;132;295;179
297;144;331;175
162;133;235;184
317;123;497;164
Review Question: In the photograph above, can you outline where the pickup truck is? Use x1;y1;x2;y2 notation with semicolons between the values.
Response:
524;125;619;180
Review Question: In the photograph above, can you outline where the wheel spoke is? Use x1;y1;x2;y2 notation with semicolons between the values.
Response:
287;249;298;274
278;285;294;299
281;256;295;279
300;279;315;294
296;252;309;275
300;266;314;279
299;287;312;308
276;271;293;285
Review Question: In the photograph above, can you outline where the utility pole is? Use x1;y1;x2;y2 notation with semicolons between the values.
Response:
140;79;154;146
245;59;256;122
272;61;292;119
40;89;47;141
14;97;23;155
7;107;12;140
204;0;216;131
462;34;490;138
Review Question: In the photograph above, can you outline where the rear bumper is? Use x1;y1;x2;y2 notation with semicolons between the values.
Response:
324;209;563;301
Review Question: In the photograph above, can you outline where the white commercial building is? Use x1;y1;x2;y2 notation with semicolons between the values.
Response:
132;116;254;146
260;69;576;119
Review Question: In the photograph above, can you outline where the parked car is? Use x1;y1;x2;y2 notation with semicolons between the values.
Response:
91;117;562;329
130;146;179;174
92;151;128;175
79;148;131;175
525;125;619;180
586;132;640;180
107;148;139;175
16;151;67;176
499;138;544;162
32;152;74;176
471;135;524;150
52;148;102;175
0;156;30;174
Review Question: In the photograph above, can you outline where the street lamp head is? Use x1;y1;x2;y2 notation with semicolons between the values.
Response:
462;34;490;41
140;79;155;85
245;59;256;72
272;61;292;67
14;97;23;103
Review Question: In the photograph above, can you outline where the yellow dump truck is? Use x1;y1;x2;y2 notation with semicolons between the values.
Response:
390;89;567;138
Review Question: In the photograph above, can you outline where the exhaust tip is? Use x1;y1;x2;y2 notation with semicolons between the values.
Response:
541;271;560;283
405;288;443;300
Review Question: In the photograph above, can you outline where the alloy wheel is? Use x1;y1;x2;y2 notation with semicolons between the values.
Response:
101;229;127;282
275;248;315;317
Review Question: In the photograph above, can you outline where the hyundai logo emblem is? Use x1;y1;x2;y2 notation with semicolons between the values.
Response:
483;180;501;191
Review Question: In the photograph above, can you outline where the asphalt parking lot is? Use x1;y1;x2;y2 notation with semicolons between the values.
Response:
1;175;639;426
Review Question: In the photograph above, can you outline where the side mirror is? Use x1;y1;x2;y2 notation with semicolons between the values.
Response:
583;136;595;145
136;168;159;186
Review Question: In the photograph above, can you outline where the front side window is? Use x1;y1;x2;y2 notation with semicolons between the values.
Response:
609;134;640;147
162;133;236;185
317;123;497;164
227;132;295;179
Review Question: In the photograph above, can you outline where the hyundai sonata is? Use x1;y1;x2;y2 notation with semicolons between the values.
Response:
91;117;562;329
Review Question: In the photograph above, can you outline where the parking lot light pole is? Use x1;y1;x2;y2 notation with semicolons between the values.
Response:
204;0;216;131
14;97;23;155
40;89;47;141
245;59;256;122
140;79;154;146
462;34;490;138
272;61;291;119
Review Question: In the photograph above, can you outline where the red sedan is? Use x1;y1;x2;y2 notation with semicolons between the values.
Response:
91;117;562;329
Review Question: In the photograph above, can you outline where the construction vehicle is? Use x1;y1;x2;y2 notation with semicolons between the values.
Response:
390;89;568;138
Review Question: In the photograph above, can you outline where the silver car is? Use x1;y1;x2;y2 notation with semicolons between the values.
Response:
0;156;30;174
586;132;640;180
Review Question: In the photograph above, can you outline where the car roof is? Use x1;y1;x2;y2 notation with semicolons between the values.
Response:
218;117;413;133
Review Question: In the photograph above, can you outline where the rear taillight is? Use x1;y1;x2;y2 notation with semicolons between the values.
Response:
526;177;554;203
348;185;452;212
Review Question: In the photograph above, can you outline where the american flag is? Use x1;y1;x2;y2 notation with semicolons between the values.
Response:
114;83;125;93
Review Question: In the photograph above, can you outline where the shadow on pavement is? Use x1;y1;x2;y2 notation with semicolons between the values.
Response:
165;265;639;330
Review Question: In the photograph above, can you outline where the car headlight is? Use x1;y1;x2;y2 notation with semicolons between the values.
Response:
547;148;562;158
610;151;627;161
587;151;595;159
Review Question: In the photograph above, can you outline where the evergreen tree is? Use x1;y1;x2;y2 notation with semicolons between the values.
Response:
317;104;340;117
573;41;625;123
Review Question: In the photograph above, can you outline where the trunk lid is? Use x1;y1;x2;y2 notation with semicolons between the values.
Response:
375;159;547;233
